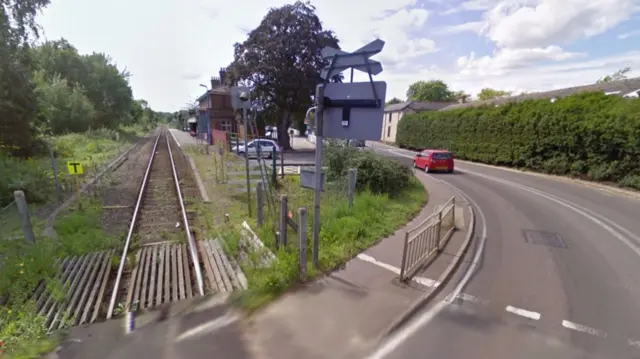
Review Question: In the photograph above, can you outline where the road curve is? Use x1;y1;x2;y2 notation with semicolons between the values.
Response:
368;143;640;359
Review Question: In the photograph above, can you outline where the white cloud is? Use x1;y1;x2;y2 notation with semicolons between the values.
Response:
388;50;640;99
36;0;438;111
483;0;638;49
618;29;640;39
457;46;585;75
442;0;505;14
437;21;485;34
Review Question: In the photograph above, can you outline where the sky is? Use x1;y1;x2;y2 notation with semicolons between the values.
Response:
37;0;640;112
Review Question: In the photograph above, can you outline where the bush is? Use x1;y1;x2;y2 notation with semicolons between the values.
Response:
324;140;411;195
396;92;640;189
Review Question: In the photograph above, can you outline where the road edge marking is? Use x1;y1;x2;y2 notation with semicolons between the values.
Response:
561;320;607;337
505;305;541;320
356;253;439;288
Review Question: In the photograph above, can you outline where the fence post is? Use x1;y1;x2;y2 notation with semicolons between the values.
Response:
451;197;456;229
399;231;409;281
279;195;288;247
256;181;264;227
14;190;35;244
298;207;308;280
49;143;62;204
280;148;285;179
271;147;277;185
437;211;443;251
347;168;357;209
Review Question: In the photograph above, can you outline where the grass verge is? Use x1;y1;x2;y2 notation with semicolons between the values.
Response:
0;124;150;209
187;144;427;312
0;198;121;358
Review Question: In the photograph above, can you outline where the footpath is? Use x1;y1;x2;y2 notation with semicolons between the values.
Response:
49;143;473;359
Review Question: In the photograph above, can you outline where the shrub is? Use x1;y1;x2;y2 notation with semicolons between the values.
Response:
324;141;411;196
396;92;640;189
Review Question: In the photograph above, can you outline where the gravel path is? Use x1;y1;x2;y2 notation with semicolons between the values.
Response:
94;134;156;237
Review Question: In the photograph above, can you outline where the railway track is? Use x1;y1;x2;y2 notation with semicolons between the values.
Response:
28;127;246;330
105;128;205;318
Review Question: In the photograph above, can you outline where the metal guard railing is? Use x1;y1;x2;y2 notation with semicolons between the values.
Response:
399;196;456;281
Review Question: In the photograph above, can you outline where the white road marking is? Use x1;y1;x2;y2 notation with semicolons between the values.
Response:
175;313;238;342
456;168;640;258
561;320;607;337
505;305;541;320
364;177;488;359
628;338;640;348
455;293;480;303
356;253;439;288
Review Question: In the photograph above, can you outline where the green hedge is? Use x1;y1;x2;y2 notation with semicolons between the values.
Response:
396;92;640;189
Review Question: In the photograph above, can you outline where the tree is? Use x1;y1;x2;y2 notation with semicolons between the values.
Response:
33;70;96;135
406;80;454;102
477;88;512;101
386;97;403;106
226;1;340;149
31;42;137;130
0;0;51;156
597;67;631;83
453;91;471;103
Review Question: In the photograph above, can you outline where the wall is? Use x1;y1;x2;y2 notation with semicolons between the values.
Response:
380;110;412;143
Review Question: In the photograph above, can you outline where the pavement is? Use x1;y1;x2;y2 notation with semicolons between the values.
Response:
366;142;640;359
48;159;473;359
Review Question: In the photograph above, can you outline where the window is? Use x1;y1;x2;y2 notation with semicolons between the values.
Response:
221;120;232;132
387;126;391;137
388;113;392;123
432;152;452;160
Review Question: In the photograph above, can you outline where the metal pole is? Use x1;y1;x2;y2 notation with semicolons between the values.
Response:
49;143;62;204
350;68;354;83
243;107;252;217
298;207;308;280
347;168;356;209
256;181;264;227
279;195;288;247
14;190;35;244
312;84;324;268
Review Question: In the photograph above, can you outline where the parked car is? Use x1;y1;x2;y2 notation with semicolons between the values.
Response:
413;149;454;173
233;139;280;159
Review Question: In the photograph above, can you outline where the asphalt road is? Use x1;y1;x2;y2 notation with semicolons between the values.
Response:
367;143;640;359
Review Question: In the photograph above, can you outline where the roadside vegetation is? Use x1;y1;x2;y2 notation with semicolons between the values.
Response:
0;0;170;356
189;142;426;311
397;92;640;190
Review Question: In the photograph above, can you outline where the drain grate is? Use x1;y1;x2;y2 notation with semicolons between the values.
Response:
522;230;567;248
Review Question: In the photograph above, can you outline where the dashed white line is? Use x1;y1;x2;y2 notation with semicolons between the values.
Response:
356;253;440;288
505;305;541;320
562;320;607;337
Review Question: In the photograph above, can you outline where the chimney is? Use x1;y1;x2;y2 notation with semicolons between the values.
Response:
210;76;220;89
219;67;226;85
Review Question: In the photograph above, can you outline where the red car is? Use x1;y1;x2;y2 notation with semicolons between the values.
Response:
413;149;454;173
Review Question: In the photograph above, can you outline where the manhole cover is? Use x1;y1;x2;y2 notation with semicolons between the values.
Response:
522;230;567;248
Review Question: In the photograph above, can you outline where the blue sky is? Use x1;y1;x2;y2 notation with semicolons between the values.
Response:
37;0;640;112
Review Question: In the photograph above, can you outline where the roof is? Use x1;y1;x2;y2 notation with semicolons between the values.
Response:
195;85;231;104
441;77;640;111
384;101;453;113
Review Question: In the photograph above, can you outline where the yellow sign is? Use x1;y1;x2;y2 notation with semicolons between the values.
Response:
66;161;84;175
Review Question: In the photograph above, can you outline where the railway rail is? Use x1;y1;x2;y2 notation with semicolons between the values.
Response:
105;127;205;318
28;127;246;330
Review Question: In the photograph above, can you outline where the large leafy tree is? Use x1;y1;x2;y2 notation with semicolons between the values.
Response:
477;87;511;101
406;80;455;102
0;0;51;156
226;1;340;148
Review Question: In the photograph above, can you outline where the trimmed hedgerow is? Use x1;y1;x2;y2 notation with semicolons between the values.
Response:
396;92;640;189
